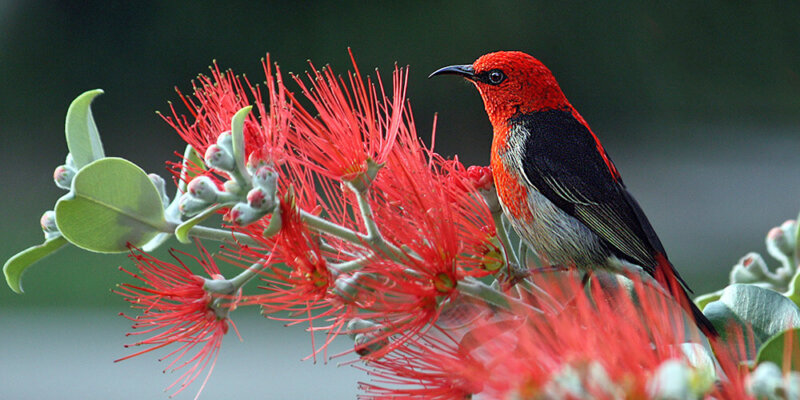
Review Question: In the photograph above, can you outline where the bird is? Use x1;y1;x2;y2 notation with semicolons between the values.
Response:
429;51;717;338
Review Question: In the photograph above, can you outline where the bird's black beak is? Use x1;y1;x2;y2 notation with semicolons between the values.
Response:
428;64;475;80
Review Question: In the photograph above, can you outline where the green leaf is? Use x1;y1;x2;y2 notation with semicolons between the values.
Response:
65;89;105;168
756;328;800;371
695;289;724;311
702;300;753;357
4;236;68;293
55;157;171;253
704;284;800;351
174;203;227;244
231;106;252;176
787;266;800;307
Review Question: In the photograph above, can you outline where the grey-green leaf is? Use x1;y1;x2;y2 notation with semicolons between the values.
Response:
695;289;724;311
175;203;228;244
704;284;800;352
55;157;171;253
3;236;68;294
65;89;105;168
231;106;252;177
756;328;800;371
787;266;800;307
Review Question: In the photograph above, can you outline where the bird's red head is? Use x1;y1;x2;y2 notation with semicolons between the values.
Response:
430;51;570;128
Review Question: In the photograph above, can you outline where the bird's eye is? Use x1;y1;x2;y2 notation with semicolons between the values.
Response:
487;69;506;85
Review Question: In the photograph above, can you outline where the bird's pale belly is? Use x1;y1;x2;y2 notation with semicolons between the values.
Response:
491;137;608;269
496;171;608;269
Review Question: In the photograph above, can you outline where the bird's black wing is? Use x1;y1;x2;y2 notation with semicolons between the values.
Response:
514;109;666;276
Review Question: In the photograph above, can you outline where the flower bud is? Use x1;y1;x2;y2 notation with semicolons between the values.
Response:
467;165;494;191
178;192;211;216
334;274;364;303
65;153;76;169
227;203;263;226
347;318;387;357
204;144;234;172
252;164;279;193
223;179;241;194
40;210;59;239
216;130;234;154
647;360;692;400
246;153;268;174
247;187;275;211
543;361;617;398
730;253;770;284
346;318;380;337
353;332;389;357
53;165;76;190
747;362;783;398
766;222;795;260
187;176;219;203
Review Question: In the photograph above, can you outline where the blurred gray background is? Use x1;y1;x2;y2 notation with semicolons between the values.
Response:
1;1;799;398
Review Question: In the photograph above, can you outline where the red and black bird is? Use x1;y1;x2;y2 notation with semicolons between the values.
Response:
430;51;717;337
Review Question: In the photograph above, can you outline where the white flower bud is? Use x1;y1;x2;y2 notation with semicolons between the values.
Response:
187;176;219;203
246;187;275;211
647;360;693;400
53;164;76;190
252;164;279;194
748;362;783;399
227;203;263;226
216;130;233;154
204;144;234;172
334;274;362;303
223;179;241;194
766;222;795;267
730;253;770;284
178;193;211;216
40;210;59;240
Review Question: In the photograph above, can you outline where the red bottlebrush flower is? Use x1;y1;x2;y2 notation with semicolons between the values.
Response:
289;49;407;181
162;55;292;166
331;131;500;359
242;192;351;361
357;331;484;400
256;195;333;311
360;271;750;399
371;126;498;280
115;246;237;399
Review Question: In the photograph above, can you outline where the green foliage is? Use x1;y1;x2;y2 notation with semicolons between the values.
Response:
175;204;227;244
65;89;105;168
696;218;800;368
3;88;112;293
787;264;800;306
231;106;252;180
704;284;800;355
694;290;723;311
3;237;68;294
757;328;800;372
55;157;171;253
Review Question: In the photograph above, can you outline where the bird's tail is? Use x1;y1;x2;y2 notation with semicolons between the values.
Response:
653;253;719;339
